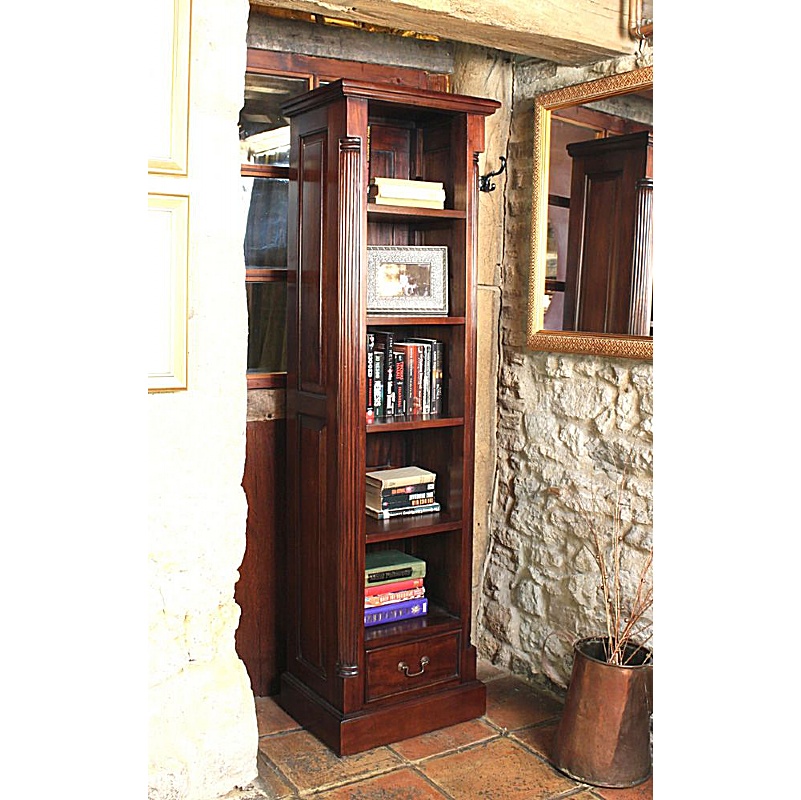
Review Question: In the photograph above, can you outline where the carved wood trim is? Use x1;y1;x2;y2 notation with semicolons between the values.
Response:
335;135;363;679
528;65;653;360
628;178;653;336
529;330;652;359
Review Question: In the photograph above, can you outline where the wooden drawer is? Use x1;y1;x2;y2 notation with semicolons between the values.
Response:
365;632;460;703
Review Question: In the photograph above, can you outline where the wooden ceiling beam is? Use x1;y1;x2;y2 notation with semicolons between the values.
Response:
249;0;638;65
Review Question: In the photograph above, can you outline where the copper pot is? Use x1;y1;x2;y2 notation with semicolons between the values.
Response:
552;636;653;788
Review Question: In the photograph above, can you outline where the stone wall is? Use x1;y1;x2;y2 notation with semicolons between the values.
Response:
148;1;258;798
475;48;654;688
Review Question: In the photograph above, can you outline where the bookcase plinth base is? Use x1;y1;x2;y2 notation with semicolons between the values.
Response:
277;672;487;756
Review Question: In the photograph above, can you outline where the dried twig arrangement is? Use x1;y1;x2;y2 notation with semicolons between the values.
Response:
577;478;653;666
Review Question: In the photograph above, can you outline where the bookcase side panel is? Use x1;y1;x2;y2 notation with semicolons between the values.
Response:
295;414;329;680
286;102;355;711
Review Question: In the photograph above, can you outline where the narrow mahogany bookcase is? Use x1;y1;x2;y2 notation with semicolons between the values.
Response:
279;79;499;755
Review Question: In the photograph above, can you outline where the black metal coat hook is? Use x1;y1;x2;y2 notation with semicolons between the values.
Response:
479;156;507;193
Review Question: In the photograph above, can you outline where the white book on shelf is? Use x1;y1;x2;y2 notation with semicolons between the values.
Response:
371;176;444;191
369;184;446;202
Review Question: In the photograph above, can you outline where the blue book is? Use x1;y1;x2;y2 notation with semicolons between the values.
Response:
364;597;428;627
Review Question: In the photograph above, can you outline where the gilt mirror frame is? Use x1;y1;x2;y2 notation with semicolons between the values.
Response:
528;65;653;360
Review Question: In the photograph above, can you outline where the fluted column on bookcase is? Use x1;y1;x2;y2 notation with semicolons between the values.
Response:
335;135;363;679
628;177;654;337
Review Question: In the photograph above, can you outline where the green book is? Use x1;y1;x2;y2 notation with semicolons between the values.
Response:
365;549;426;586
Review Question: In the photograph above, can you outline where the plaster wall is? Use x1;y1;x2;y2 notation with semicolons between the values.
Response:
475;49;654;688
449;43;513;629
148;2;257;798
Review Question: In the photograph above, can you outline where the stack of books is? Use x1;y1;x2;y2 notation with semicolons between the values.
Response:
367;330;444;422
368;177;446;210
365;465;439;520
364;549;428;627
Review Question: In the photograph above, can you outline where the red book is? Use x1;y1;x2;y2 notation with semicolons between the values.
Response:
396;341;423;415
365;586;425;608
364;577;424;597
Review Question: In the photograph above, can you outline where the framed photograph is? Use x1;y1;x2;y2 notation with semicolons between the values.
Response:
367;245;448;316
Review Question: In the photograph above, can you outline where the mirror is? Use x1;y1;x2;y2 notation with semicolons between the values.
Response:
528;65;653;359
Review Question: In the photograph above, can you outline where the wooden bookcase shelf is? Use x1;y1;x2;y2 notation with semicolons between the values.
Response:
365;509;463;544
367;416;464;432
366;316;466;326
367;204;467;220
279;79;499;756
363;604;461;645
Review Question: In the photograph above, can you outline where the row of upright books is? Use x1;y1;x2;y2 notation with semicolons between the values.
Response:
367;330;444;423
367;177;446;210
364;549;428;627
365;464;439;520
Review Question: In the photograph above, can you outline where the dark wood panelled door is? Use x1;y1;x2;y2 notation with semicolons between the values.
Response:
237;418;287;697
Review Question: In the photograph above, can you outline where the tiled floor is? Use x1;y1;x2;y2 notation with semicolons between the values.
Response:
246;660;653;800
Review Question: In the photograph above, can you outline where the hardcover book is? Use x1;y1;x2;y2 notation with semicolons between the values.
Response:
393;352;407;416
368;481;436;498
416;341;432;413
364;585;426;608
365;490;436;512
366;332;375;424
365;465;437;489
368;183;446;202
364;597;428;627
392;343;414;416
373;351;385;418
366;501;441;520
372;331;396;416
364;492;440;519
394;341;424;415
371;176;444;188
368;484;435;500
364;549;426;585
364;577;424;597
368;195;445;209
370;177;444;195
404;337;443;415
432;340;444;415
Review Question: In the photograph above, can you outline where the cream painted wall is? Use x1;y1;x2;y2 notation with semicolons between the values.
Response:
148;2;257;798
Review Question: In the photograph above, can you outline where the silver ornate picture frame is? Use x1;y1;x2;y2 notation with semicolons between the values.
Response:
366;245;448;316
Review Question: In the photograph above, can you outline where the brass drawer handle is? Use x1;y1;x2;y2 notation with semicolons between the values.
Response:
398;656;430;677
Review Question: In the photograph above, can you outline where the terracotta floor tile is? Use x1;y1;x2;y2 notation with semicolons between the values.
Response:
315;767;451;799
511;720;559;759
484;675;563;731
476;659;506;683
255;696;302;737
258;729;403;794
389;718;499;761
514;724;653;800
255;754;298;799
417;737;577;799
591;774;653;800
